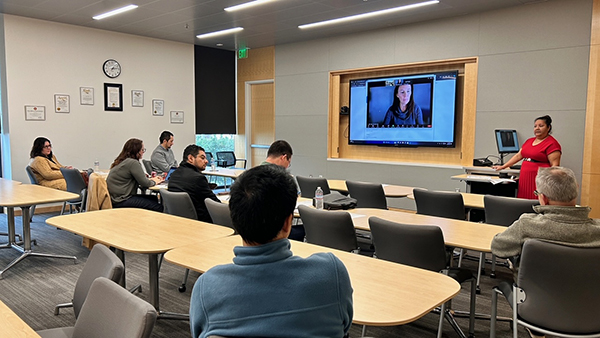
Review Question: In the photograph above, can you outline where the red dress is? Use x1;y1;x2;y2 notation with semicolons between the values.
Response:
517;135;561;199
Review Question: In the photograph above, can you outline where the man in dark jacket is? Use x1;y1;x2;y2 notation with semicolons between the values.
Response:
168;145;220;222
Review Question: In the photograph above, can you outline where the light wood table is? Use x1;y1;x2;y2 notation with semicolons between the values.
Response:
328;179;414;198
46;208;234;318
202;168;244;179
0;300;40;337
347;208;504;252
0;184;79;278
0;177;22;187
164;235;460;327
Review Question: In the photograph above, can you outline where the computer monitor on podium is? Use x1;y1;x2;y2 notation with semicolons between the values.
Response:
495;129;519;165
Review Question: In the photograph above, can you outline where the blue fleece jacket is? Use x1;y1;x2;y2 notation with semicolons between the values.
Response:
189;239;353;338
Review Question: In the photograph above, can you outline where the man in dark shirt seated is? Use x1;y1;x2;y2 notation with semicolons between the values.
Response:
189;165;353;338
168;145;220;223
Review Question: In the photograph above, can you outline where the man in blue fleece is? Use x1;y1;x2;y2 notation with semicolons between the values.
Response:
189;164;353;338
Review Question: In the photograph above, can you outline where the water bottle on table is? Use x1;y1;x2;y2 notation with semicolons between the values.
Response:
315;186;324;210
93;160;100;172
210;159;216;171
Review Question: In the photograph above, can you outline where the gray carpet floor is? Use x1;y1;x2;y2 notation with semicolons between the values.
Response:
0;211;526;338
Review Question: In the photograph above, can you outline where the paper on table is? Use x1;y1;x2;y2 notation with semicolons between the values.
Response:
350;213;366;219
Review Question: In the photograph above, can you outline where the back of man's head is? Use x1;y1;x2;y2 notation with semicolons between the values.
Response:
182;144;204;161
229;165;297;245
159;130;173;144
267;140;293;158
535;166;578;203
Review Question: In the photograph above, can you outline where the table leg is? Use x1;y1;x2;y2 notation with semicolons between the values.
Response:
150;253;188;320
0;207;77;279
0;207;16;248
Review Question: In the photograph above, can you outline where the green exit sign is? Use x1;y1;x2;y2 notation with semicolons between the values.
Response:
238;48;248;59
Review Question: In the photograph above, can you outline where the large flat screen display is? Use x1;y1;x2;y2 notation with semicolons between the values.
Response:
348;71;458;147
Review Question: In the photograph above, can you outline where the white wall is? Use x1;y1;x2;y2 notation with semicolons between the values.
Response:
274;0;592;208
1;15;195;183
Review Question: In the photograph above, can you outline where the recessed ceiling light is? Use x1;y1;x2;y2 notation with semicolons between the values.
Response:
216;43;224;47
196;27;244;39
225;0;276;12
298;0;439;29
93;4;138;20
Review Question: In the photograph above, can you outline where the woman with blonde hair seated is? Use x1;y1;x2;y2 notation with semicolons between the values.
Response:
29;137;72;190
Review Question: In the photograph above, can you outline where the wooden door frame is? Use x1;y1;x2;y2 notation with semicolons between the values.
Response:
244;79;274;167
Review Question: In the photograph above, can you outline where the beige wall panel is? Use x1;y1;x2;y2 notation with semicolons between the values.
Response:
476;47;590;113
478;0;592;55
275;39;331;76
275;72;329;116
328;29;396;71
393;15;480;63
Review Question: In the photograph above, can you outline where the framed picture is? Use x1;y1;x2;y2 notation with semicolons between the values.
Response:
132;90;144;107
80;87;94;105
152;99;164;116
25;105;46;121
170;111;184;124
104;83;123;111
54;94;70;113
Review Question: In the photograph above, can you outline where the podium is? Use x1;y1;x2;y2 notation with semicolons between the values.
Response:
452;166;520;197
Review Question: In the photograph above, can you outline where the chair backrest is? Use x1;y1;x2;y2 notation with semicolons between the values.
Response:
72;277;157;338
298;205;358;252
216;151;236;167
413;188;465;220
204;198;235;230
60;167;88;202
345;180;387;209
484;195;539;226
160;190;198;220
73;244;124;318
369;217;447;272
296;176;331;198
517;239;600;334
142;159;153;175
25;166;40;184
205;152;213;165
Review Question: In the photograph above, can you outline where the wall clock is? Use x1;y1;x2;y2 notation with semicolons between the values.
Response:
103;59;121;78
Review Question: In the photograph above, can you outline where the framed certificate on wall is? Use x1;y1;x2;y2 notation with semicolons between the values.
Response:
104;83;123;111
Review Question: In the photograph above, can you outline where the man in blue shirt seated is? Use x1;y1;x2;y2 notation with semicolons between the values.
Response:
189;165;354;338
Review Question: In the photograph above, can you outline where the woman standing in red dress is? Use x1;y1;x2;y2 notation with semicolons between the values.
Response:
493;115;561;199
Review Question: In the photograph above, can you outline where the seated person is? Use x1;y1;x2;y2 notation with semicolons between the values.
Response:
29;137;72;190
168;145;220;223
260;140;305;241
261;139;293;168
492;166;600;280
106;138;163;212
150;130;178;174
190;165;353;338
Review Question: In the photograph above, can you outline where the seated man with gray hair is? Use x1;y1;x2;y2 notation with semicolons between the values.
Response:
492;166;600;277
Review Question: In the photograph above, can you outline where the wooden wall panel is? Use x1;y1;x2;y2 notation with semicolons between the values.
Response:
582;0;600;217
328;58;478;165
236;46;275;159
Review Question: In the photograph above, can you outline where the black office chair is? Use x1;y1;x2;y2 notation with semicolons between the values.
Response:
298;205;358;253
484;195;539;277
491;239;600;338
215;151;247;169
369;217;475;338
159;190;197;293
345;180;387;209
60;168;88;215
413;188;466;220
296;176;331;198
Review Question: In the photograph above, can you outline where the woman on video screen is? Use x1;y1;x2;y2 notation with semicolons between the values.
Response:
382;82;424;126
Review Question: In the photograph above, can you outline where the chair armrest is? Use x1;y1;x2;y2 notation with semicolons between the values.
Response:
235;159;247;169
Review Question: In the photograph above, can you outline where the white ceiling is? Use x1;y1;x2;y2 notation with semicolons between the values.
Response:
0;0;544;51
